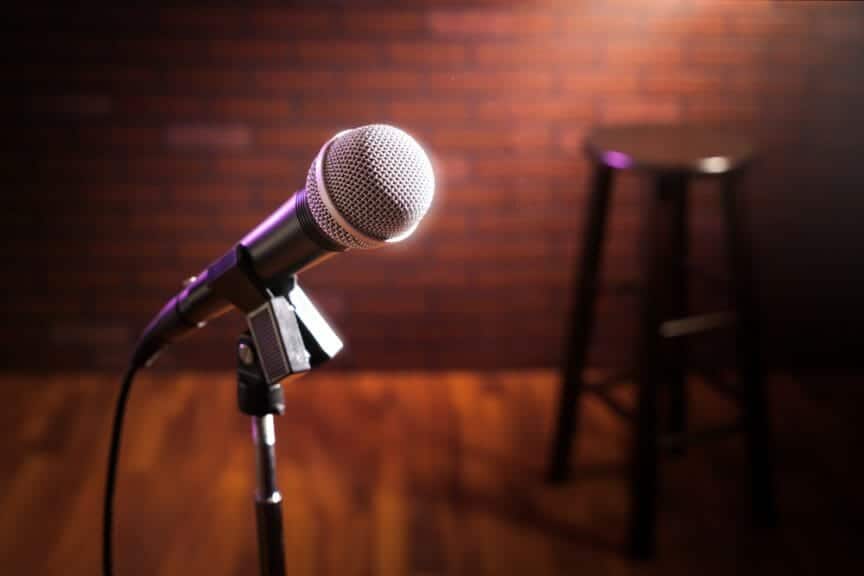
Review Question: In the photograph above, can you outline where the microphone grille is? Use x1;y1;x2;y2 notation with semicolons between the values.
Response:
305;124;435;249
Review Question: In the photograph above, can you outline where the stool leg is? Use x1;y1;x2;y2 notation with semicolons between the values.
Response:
664;175;689;452
722;169;777;526
630;174;676;560
546;164;613;483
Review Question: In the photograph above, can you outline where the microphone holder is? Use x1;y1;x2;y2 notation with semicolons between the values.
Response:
233;274;342;576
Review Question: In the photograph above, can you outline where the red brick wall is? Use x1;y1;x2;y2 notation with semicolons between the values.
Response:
6;1;864;371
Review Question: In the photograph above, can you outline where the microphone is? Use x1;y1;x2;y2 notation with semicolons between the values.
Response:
133;124;435;367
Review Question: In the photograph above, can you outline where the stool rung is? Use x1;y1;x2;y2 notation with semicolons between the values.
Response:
660;421;742;451
660;311;735;338
583;371;633;393
587;387;634;420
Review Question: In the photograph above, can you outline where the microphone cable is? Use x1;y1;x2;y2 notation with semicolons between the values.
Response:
102;359;141;576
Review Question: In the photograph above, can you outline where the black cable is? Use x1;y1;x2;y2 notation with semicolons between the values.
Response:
103;362;140;576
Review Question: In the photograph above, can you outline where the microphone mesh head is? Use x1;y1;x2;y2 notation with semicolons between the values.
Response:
305;124;435;249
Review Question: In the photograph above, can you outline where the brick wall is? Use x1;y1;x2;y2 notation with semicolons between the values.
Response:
6;1;864;372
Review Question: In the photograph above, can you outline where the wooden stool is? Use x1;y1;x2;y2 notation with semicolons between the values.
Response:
546;124;776;559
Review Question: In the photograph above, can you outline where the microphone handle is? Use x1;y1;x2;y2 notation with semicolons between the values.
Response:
134;188;341;367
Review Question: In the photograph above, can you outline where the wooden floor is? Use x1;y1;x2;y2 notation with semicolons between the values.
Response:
0;370;860;575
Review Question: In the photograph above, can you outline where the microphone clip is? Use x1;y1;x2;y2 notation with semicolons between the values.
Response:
202;244;343;382
236;276;343;416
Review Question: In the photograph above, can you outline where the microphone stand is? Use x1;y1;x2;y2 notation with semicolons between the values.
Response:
236;332;287;576
232;274;343;576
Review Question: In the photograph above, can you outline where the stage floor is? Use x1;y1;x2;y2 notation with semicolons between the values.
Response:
0;370;859;575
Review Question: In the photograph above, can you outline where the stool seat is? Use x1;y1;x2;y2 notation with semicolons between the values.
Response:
587;124;755;174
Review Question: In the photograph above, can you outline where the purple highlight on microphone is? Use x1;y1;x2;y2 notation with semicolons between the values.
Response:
602;150;633;169
240;194;299;248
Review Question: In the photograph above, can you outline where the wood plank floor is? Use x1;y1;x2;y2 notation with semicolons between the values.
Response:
0;370;860;575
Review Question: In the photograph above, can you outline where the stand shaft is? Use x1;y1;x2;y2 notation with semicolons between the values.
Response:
252;415;285;576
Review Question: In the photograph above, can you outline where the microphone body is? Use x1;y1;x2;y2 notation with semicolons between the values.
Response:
133;124;435;367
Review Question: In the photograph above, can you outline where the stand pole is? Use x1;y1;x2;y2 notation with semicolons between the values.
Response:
231;280;342;576
237;333;288;576
251;414;285;576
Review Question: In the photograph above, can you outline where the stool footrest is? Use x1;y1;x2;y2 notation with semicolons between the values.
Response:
586;386;634;420
583;371;633;393
660;311;735;338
